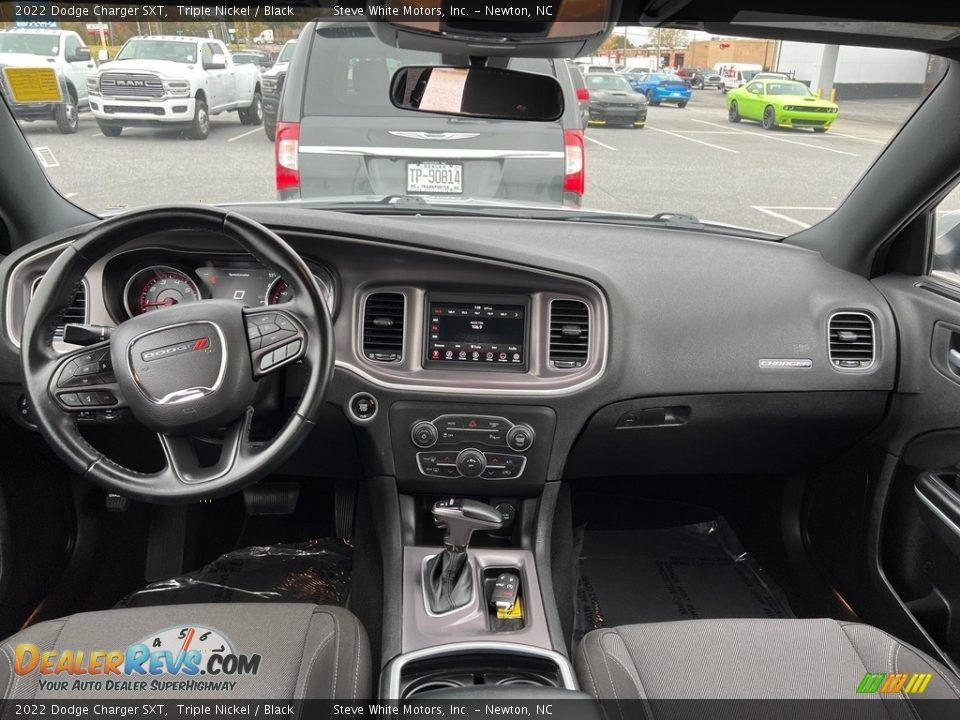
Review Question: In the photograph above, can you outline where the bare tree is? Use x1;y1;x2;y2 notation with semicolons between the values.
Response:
644;28;690;49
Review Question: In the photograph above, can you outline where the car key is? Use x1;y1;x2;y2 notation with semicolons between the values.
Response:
490;572;521;610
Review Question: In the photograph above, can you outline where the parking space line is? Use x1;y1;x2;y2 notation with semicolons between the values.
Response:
824;131;886;145
227;128;263;143
646;125;739;154
751;205;828;229
584;135;617;151
691;119;859;157
91;132;103;138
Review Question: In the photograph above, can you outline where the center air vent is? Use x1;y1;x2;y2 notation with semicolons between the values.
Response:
363;292;405;362
549;299;590;369
828;312;875;370
31;277;87;341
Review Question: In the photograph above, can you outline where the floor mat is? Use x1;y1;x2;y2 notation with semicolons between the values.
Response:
117;538;352;608
574;519;793;642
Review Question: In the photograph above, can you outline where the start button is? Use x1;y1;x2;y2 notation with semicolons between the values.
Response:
348;392;378;424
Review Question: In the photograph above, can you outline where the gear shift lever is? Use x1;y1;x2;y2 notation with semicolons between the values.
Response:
424;499;503;614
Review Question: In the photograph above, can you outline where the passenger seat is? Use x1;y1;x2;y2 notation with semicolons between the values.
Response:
576;618;960;702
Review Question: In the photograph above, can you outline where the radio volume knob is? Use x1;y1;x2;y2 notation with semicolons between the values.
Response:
456;448;486;478
411;421;439;448
506;424;535;452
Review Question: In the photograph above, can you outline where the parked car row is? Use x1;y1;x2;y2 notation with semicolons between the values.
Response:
0;28;298;141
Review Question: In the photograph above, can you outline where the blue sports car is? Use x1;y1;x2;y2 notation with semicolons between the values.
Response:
623;72;692;107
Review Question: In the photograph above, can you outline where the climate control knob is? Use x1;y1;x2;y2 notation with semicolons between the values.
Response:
506;424;535;452
410;421;439;449
456;448;487;478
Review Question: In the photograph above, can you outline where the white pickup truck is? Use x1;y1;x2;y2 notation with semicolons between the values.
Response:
87;36;262;140
0;27;96;134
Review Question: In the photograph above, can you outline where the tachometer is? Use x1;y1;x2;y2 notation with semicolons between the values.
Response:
266;273;335;313
125;266;201;317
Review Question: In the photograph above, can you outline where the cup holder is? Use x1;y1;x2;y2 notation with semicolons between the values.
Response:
398;652;564;699
405;679;466;697
496;677;545;686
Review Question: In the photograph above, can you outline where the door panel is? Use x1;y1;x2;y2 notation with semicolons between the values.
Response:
872;274;960;667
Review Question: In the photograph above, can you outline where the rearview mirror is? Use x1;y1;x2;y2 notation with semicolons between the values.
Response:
370;0;620;58
390;66;564;122
206;53;226;70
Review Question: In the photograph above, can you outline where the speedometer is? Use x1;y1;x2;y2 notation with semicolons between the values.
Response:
124;266;201;317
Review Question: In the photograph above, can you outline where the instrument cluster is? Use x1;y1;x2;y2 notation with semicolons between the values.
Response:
116;261;336;319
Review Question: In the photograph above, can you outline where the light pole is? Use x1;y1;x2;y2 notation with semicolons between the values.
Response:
656;27;662;70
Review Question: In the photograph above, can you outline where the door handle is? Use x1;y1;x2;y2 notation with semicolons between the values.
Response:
950;348;960;372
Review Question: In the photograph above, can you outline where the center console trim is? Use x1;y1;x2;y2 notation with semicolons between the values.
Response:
348;280;608;396
380;641;579;699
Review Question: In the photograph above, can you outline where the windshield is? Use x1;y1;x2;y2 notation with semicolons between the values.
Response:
115;39;198;63
6;21;946;236
278;42;296;62
586;74;633;92
765;81;816;97
0;32;58;56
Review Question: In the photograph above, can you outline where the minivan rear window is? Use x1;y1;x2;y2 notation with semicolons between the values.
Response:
304;25;553;117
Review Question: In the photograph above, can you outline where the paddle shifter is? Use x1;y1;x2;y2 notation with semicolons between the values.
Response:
425;499;504;614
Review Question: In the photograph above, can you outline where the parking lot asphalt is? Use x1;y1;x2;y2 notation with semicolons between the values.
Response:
19;88;959;237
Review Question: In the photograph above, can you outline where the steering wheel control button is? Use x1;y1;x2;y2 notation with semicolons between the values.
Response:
58;393;82;407
411;420;439;448
506;424;535;452
348;393;378;423
250;313;277;327
456;448;487;477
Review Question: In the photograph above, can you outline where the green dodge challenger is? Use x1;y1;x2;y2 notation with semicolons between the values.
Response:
726;79;839;132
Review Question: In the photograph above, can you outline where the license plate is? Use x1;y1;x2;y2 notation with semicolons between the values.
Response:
407;162;463;194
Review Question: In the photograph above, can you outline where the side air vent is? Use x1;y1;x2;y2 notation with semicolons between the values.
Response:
828;312;875;369
32;277;87;341
363;292;405;362
549;299;590;369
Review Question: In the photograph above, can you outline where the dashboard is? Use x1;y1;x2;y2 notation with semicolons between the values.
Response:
0;207;900;488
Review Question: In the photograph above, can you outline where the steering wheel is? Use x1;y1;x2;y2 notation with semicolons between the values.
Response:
20;206;334;503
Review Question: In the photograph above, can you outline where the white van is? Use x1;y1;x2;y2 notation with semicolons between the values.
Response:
714;63;763;93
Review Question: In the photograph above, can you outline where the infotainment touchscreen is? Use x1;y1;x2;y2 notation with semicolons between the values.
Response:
425;299;527;370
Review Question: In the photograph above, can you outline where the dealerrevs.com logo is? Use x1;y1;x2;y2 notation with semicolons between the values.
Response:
13;625;261;693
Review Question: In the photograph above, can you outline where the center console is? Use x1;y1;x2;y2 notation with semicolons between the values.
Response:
383;495;578;700
373;292;592;700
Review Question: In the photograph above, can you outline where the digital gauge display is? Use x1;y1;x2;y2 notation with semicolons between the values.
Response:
124;265;334;317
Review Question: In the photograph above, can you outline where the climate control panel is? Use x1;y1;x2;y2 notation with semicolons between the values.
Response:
408;415;535;479
390;404;554;492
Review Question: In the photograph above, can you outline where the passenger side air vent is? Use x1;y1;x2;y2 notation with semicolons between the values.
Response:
828;312;875;369
31;277;87;341
549;299;590;369
363;292;405;362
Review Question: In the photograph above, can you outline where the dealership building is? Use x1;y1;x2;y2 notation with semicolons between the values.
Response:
686;38;929;99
